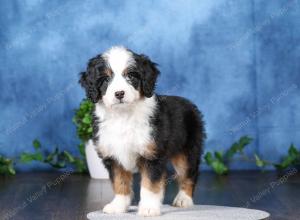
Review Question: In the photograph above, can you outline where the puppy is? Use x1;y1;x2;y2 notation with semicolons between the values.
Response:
79;46;205;216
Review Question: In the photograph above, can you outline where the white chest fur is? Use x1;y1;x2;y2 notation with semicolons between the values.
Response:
94;96;156;171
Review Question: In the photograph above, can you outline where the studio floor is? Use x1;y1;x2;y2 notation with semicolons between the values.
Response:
0;171;299;220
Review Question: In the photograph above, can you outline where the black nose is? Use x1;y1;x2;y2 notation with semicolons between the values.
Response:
115;90;125;100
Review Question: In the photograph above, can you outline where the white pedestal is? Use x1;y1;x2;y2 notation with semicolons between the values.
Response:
85;140;109;179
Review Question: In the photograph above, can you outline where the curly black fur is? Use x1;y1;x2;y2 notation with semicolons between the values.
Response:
79;55;108;103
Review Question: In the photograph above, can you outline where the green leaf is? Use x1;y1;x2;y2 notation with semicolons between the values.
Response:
211;160;228;175
87;127;93;133
214;151;224;162
44;151;56;163
205;151;228;175
275;157;295;170
63;151;75;163
20;152;43;163
8;164;16;175
224;136;253;160
20;153;35;163
204;152;213;165
74;99;94;142
254;154;266;168
33;139;41;150
73;158;87;173
288;144;299;157
0;155;16;175
225;144;238;159
50;161;66;169
274;144;300;170
82;115;92;124
35;152;44;161
78;143;86;158
239;136;253;147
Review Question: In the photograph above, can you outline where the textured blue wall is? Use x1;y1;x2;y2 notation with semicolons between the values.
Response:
0;0;299;170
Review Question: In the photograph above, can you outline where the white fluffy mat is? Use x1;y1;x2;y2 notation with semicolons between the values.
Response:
87;205;270;220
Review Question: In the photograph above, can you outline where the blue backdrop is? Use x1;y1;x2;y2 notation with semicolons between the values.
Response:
0;0;299;170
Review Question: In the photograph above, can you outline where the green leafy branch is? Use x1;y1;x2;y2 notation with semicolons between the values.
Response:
20;139;87;173
255;144;300;169
204;136;253;174
0;155;16;175
204;136;300;175
0;99;94;175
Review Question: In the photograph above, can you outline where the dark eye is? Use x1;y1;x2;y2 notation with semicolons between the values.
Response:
104;77;110;82
127;72;139;80
98;75;110;86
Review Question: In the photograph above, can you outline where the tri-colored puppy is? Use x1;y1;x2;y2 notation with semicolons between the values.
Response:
79;46;205;217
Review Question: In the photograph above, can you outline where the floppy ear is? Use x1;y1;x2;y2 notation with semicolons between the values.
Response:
79;70;100;103
79;55;108;103
138;55;160;98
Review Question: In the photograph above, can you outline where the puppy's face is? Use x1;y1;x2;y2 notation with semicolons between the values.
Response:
80;47;159;108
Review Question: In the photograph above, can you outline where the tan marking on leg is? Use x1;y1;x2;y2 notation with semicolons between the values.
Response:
113;164;132;195
171;154;189;178
140;168;165;193
138;159;165;194
171;153;194;197
180;179;194;197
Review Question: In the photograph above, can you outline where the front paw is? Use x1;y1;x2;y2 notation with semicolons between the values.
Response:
138;204;161;217
102;195;130;214
172;190;194;208
103;202;127;214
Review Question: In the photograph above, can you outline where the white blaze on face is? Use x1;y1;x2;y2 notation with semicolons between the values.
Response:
102;46;140;108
